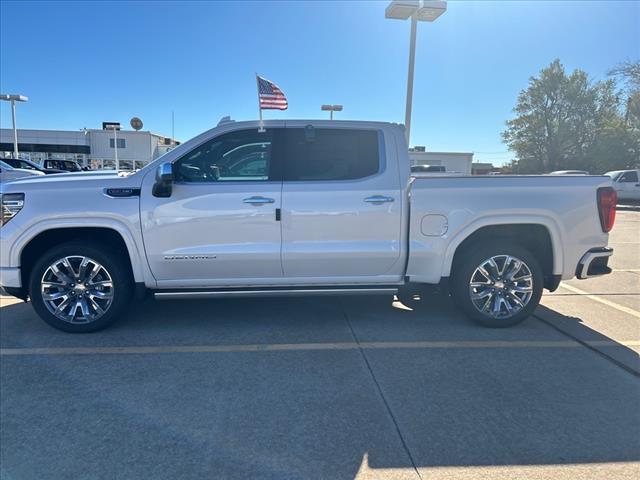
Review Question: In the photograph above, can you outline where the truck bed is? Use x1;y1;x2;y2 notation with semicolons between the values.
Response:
406;175;612;284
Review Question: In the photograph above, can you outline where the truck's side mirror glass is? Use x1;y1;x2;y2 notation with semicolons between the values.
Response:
152;162;174;198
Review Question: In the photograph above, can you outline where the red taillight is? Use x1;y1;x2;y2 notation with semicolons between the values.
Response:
597;187;617;233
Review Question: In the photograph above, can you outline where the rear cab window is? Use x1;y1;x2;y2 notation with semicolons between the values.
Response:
283;128;380;182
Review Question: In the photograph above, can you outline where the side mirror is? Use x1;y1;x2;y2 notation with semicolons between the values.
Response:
153;162;174;197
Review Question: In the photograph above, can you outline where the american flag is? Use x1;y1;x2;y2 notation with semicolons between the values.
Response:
257;75;288;110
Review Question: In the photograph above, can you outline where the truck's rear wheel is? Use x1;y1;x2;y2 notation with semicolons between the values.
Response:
29;243;133;332
451;242;543;327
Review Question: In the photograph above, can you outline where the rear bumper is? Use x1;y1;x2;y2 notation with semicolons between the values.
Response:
576;247;613;279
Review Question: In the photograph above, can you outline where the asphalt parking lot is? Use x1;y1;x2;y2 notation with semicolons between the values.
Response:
1;209;638;480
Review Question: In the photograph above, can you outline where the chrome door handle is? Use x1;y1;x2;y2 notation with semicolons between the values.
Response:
243;196;275;205
364;195;395;204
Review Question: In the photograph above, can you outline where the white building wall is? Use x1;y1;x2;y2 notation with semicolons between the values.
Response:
89;130;155;161
0;129;88;146
0;128;176;170
408;151;473;175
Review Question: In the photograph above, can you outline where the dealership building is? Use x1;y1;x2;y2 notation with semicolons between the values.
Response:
408;146;474;174
0;124;179;170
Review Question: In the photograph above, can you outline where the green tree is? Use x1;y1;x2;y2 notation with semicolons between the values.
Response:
608;60;640;129
502;59;636;173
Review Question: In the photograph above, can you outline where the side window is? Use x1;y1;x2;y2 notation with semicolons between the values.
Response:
620;171;638;183
283;128;379;181
175;129;274;182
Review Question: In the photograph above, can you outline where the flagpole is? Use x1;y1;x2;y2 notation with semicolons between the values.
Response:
256;73;265;132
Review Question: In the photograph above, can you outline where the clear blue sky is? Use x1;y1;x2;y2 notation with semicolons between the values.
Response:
1;0;638;164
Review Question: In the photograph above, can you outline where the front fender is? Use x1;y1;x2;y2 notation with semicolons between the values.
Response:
5;217;151;285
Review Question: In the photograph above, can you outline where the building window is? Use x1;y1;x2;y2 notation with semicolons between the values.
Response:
109;138;126;149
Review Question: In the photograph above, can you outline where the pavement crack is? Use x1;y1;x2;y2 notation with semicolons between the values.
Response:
339;300;423;480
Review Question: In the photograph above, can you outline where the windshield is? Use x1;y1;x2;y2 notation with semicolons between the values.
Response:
63;161;81;171
16;160;38;170
2;159;37;170
605;171;623;181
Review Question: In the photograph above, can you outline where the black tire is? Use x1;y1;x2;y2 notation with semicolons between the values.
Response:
29;242;133;332
451;241;543;328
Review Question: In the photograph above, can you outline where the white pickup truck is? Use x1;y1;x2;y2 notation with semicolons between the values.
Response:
0;120;617;332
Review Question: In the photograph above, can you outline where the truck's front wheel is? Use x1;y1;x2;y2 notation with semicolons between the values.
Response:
29;243;133;332
451;242;543;328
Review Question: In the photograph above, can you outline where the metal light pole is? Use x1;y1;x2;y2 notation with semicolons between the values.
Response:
104;123;120;171
321;104;343;120
0;94;29;159
113;127;119;171
404;16;418;145
385;1;447;146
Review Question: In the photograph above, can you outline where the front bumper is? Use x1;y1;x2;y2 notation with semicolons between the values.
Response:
0;267;25;299
576;247;613;279
0;267;21;288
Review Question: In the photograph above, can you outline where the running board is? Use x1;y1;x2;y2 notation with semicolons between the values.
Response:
154;287;398;300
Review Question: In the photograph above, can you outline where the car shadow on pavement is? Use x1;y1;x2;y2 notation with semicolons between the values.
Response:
1;295;639;480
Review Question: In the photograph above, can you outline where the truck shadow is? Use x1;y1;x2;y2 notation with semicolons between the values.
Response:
1;295;639;479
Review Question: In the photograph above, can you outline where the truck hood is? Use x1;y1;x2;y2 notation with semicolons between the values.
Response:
0;170;143;194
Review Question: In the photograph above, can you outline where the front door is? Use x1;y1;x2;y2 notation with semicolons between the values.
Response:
140;128;283;286
616;170;640;201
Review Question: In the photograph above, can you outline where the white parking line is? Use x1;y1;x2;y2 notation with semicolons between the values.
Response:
1;339;639;356
559;283;640;319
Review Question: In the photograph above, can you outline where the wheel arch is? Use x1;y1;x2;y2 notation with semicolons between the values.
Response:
445;219;562;290
17;224;145;292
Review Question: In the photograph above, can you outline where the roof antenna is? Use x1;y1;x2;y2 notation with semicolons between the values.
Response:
217;116;235;126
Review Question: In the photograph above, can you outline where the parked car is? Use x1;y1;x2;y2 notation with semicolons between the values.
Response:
2;158;65;174
411;164;446;173
42;159;83;172
0;160;45;183
549;170;590;175
0;119;616;332
604;169;640;202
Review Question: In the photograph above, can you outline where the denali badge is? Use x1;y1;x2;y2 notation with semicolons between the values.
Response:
163;255;216;261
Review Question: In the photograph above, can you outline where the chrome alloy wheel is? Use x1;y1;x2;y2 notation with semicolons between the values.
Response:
40;256;114;324
468;255;533;319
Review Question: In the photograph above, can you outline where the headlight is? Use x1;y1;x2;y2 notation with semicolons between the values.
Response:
1;193;25;226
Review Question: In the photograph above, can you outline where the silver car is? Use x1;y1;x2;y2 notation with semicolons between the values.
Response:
0;160;46;183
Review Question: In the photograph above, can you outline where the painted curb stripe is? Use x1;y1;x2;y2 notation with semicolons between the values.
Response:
1;340;639;356
558;283;640;319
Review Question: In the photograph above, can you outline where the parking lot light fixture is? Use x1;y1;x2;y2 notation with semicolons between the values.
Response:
0;94;29;159
321;104;344;120
385;1;447;146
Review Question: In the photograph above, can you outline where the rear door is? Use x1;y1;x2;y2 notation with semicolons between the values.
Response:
280;126;403;282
